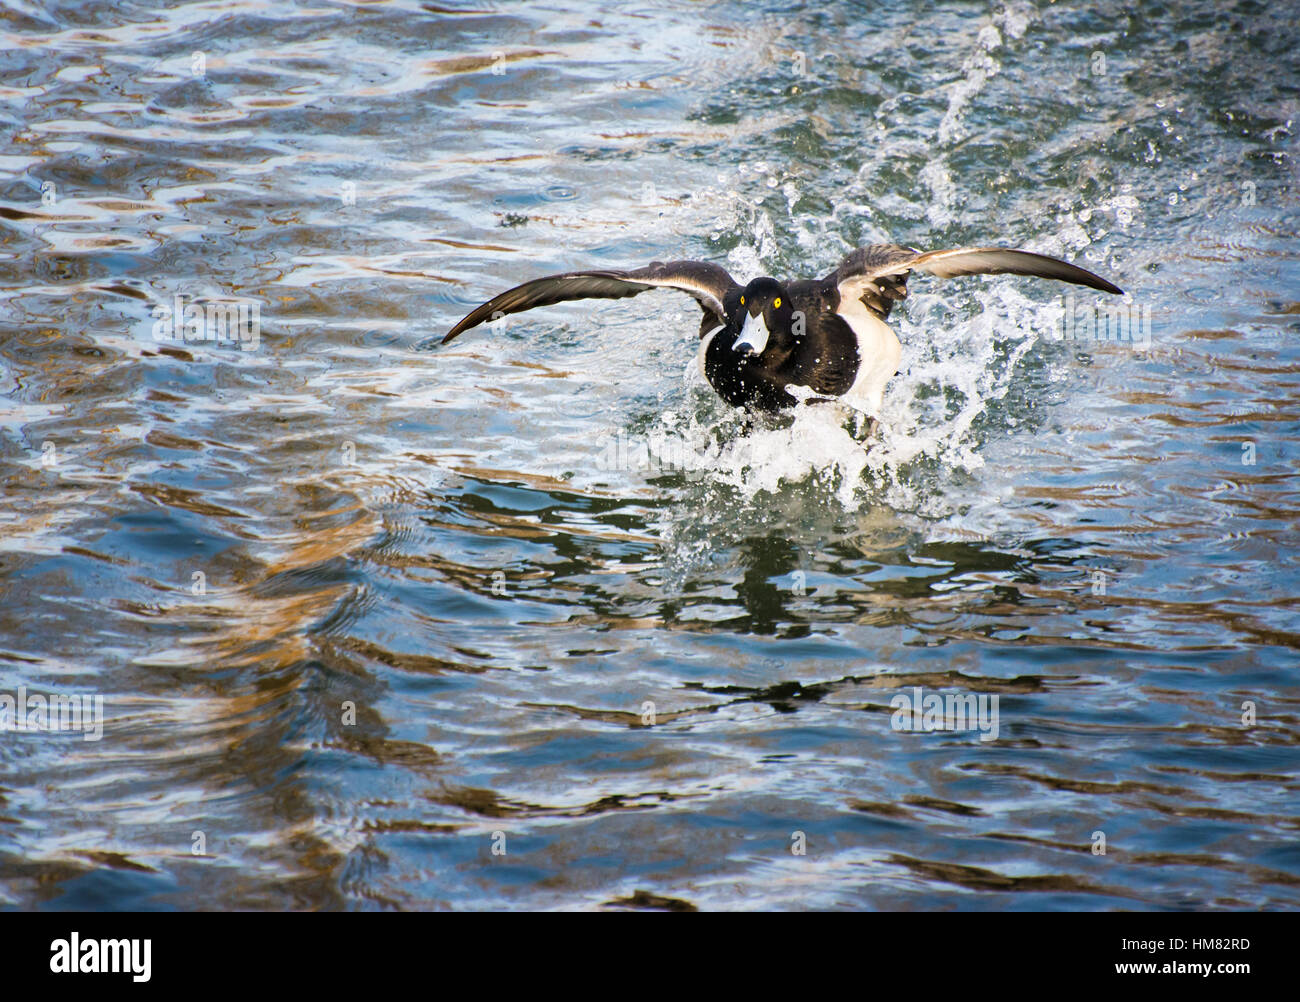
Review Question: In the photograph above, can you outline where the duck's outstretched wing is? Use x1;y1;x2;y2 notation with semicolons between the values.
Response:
442;260;739;343
828;244;1123;320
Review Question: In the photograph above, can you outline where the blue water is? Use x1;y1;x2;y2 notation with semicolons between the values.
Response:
1;0;1298;910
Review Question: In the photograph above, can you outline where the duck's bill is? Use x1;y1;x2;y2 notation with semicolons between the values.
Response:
732;312;771;356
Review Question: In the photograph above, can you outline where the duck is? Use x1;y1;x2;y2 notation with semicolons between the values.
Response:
441;244;1122;417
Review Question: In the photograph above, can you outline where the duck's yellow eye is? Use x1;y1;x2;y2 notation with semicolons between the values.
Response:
774;297;781;309
740;296;745;305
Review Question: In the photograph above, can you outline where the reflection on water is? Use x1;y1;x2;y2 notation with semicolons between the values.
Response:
1;0;1298;910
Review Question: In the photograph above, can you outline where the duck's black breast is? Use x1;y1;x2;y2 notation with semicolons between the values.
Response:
780;283;860;397
702;282;861;412
703;340;796;411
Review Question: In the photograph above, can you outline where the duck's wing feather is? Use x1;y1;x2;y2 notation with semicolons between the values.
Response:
442;260;738;343
829;244;1123;320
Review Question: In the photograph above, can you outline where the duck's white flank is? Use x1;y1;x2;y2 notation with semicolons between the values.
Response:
837;296;902;416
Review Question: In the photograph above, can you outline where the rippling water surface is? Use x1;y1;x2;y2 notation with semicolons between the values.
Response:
2;0;1298;910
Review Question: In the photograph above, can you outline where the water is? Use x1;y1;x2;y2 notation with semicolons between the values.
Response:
1;0;1297;910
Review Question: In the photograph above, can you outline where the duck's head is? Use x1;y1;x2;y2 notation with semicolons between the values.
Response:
727;277;796;359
